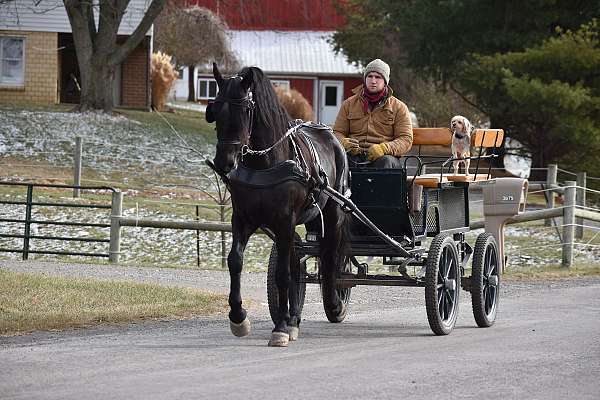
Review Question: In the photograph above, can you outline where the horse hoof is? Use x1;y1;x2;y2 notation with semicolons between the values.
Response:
288;326;299;341
268;331;289;347
230;317;251;337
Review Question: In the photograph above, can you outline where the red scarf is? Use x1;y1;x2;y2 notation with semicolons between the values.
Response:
361;86;387;113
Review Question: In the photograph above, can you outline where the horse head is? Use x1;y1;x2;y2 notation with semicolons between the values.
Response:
206;63;255;174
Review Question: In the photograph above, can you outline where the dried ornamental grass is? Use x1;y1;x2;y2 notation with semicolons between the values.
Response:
151;52;179;111
275;87;314;122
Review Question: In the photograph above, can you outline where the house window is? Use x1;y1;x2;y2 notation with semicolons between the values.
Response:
0;37;24;85
198;78;218;100
271;80;290;90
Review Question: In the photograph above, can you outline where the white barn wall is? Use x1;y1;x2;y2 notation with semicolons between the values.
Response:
170;67;190;101
0;0;151;35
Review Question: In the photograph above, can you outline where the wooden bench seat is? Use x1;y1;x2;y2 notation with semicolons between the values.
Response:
410;172;491;187
412;128;504;148
409;128;504;186
446;173;491;182
404;127;505;215
411;173;449;188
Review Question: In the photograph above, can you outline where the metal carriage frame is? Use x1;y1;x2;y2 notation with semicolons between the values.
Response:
266;128;508;335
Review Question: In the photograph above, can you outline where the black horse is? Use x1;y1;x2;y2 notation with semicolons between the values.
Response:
206;63;350;347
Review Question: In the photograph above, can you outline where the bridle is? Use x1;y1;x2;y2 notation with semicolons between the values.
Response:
213;82;296;161
212;87;256;148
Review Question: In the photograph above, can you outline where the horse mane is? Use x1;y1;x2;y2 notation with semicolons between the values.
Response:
241;66;290;137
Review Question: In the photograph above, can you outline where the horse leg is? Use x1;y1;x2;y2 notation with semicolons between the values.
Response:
320;202;347;317
269;227;294;347
287;243;301;341
227;215;255;337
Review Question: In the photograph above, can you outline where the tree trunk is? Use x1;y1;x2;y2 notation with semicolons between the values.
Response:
78;58;116;112
63;0;166;113
188;64;196;102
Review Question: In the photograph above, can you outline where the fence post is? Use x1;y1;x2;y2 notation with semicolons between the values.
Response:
73;137;82;198
23;184;33;260
109;191;123;263
575;172;586;239
545;164;557;226
562;181;576;268
196;205;200;268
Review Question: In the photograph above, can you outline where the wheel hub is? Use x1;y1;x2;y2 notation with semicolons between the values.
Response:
487;276;499;287
444;278;456;291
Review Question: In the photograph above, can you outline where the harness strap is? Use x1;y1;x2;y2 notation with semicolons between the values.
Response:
242;123;303;158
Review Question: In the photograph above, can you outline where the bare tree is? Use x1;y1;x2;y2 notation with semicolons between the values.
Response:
154;2;238;101
62;0;167;111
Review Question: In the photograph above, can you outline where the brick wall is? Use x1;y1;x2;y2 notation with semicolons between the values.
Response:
121;37;149;109
0;31;58;104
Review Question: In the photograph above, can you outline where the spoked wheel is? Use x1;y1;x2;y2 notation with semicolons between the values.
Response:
267;241;307;325
322;257;352;323
471;233;500;327
425;234;460;335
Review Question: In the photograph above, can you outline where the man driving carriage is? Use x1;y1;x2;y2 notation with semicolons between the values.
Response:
333;58;413;168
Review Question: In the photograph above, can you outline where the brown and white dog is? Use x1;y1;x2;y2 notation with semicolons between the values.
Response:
450;115;474;176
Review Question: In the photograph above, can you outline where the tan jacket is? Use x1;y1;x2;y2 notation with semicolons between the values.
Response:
333;85;413;156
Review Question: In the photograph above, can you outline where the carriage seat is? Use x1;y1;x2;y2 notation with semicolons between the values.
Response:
407;128;504;213
409;127;504;187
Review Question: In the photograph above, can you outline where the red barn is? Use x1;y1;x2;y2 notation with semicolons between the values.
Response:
173;0;363;125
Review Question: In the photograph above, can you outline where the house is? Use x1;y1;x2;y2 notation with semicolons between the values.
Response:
0;0;152;108
172;0;363;125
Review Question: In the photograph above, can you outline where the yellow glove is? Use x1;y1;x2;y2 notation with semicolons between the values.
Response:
340;137;361;156
367;142;390;161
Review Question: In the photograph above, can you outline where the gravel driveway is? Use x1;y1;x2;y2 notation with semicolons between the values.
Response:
1;260;600;400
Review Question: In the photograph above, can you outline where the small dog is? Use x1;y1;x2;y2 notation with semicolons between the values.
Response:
450;115;474;176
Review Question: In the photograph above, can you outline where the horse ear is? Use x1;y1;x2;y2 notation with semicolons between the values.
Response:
205;101;215;123
213;62;223;87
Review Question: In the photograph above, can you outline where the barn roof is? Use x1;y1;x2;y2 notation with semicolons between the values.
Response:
228;30;362;76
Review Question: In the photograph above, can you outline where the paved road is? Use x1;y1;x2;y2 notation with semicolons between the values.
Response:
1;261;599;399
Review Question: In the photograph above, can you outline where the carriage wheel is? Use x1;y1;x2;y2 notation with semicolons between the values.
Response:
425;234;460;335
322;257;352;323
471;233;500;328
267;241;307;325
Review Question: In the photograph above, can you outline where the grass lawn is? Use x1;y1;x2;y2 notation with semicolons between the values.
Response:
503;262;600;280
0;269;228;336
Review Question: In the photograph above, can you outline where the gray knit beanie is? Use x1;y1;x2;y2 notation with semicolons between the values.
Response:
364;59;390;84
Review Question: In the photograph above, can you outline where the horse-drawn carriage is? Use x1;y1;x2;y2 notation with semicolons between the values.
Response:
266;127;517;335
206;64;527;346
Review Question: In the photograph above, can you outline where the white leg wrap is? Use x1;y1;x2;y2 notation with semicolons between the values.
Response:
268;331;289;347
230;317;251;337
288;326;299;341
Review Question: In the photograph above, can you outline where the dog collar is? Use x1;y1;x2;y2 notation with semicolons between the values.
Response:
454;133;465;139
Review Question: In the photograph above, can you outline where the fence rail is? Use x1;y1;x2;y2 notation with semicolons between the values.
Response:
2;161;600;268
0;182;118;260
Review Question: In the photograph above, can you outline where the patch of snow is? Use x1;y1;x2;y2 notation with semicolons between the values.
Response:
0;109;215;187
504;138;532;179
167;101;207;112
